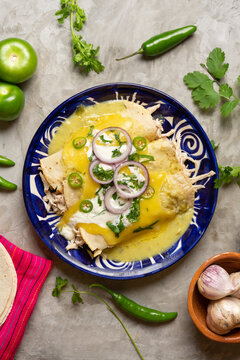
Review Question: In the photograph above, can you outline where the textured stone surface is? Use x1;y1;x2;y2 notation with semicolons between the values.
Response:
0;0;240;359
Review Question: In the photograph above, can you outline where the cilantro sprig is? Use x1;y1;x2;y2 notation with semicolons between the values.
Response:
55;0;104;74
52;277;144;360
184;48;240;117
215;165;240;188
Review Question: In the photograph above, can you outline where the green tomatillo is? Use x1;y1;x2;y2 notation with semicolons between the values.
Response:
0;82;25;121
0;38;37;83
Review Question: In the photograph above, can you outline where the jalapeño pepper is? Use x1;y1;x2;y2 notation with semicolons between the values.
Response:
90;284;178;323
116;25;197;61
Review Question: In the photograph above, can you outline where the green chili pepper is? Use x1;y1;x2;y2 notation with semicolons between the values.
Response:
80;200;93;213
0;176;17;191
90;284;178;323
132;137;147;151
68;172;83;188
0;155;15;167
116;25;197;61
142;185;155;199
72;137;87;149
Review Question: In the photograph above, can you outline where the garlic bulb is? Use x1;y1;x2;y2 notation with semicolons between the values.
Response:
207;297;240;334
197;265;235;300
230;272;240;299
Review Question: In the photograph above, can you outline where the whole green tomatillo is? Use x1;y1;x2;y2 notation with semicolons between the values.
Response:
0;38;37;83
0;82;25;121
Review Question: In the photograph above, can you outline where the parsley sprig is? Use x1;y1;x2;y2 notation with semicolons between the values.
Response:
55;0;104;74
184;48;240;117
52;277;144;360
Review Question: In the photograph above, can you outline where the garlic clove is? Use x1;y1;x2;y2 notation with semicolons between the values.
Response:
206;297;240;335
230;272;240;299
198;264;235;300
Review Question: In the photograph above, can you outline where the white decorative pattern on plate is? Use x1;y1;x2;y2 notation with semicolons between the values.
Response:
23;83;218;279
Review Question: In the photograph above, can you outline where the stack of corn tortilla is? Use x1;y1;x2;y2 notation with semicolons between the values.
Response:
0;243;17;326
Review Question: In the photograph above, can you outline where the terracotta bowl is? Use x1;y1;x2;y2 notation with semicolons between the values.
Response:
188;252;240;343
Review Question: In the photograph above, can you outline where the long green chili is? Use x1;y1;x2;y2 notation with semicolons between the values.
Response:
116;25;197;61
0;176;17;191
90;284;178;323
0;155;15;166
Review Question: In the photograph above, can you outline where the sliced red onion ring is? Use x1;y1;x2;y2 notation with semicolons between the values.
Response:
89;159;114;184
114;161;149;199
104;185;133;214
92;127;132;164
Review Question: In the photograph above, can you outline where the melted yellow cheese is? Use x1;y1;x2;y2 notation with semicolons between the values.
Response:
50;100;194;262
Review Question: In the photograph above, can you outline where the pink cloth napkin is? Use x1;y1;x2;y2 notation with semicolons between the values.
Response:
0;236;53;360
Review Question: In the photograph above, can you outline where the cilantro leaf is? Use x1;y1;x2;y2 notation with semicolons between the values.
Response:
87;125;94;137
56;0;104;74
71;284;83;304
221;100;239;117
206;48;229;80
183;71;209;89
106;215;125;237
214;165;240;188
191;79;220;109
210;140;219;151
238;75;240;87
133;220;159;233
219;84;233;99
99;135;112;143
52;276;68;297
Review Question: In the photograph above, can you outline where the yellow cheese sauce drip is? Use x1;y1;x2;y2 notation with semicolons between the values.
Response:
50;100;194;263
105;208;193;262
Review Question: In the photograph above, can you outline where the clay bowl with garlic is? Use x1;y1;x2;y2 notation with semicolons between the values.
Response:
188;252;240;343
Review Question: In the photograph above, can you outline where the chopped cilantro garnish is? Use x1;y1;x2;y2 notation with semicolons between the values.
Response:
93;164;114;182
126;198;140;223
112;148;122;158
87;125;94;137
114;131;126;146
106;215;125;237
133;220;159;233
99;135;112;143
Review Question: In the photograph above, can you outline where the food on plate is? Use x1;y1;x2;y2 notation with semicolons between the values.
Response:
0;243;17;326
116;25;197;61
198;264;240;334
0;81;24;121
0;38;37;84
40;99;214;261
90;283;178;323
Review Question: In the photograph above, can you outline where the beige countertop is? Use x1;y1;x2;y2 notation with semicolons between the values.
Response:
0;0;240;359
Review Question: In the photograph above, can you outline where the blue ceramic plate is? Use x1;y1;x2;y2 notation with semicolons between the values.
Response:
23;83;218;280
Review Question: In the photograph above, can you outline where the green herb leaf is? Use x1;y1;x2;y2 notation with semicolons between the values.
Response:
114;131;126;146
93;164;114;182
214;165;240;188
133;220;159;233
191;79;220;109
87;125;94;137
128;153;155;163
219;84;233;99
206;48;229;80
52;276;68;297
221;100;239;117
210;140;219;151
112;148;122;158
71;285;83;303
126;198;140;223
56;0;104;74
183;71;210;89
106;215;125;237
238;75;240;87
99;135;112;143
